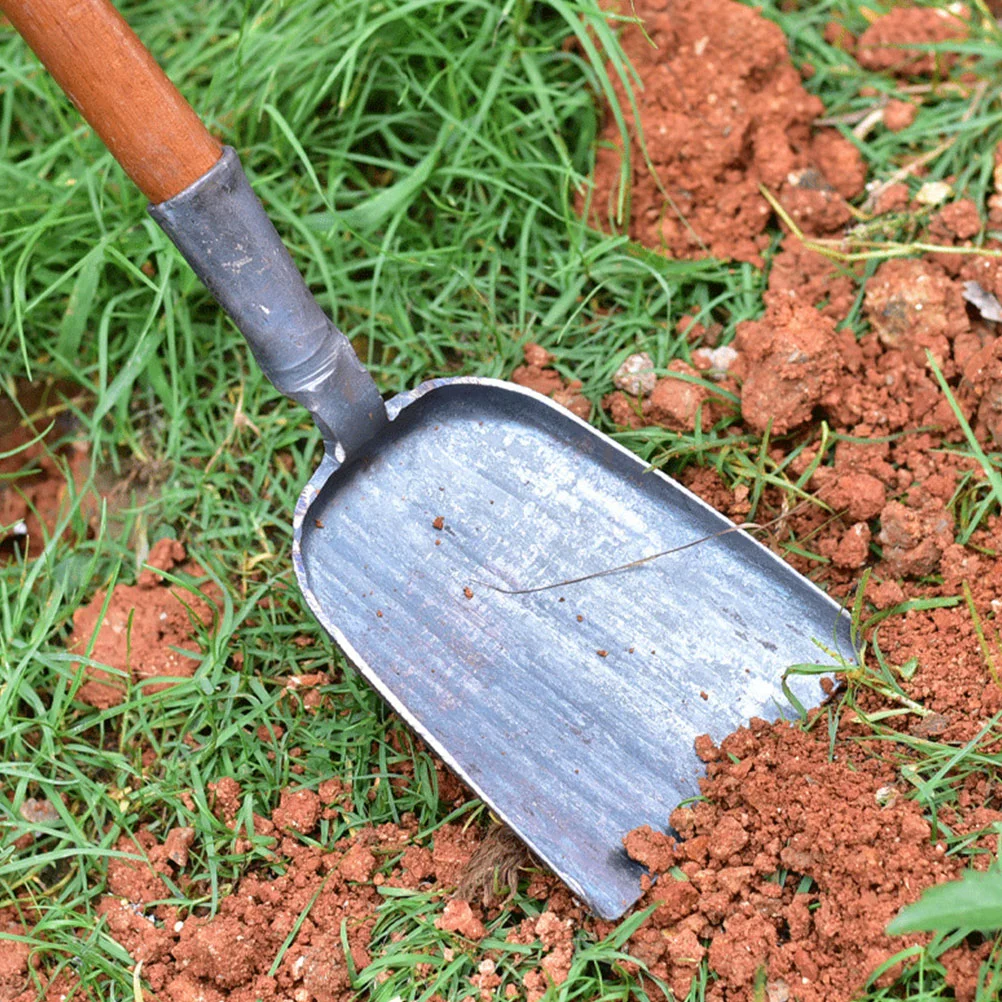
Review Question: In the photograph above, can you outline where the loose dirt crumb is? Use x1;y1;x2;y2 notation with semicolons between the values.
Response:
648;362;713;431
432;515;445;530
622;825;676;873
163;826;195;868
872;181;911;215
877;499;954;578
764;239;860;319
937;199;982;240
856;6;968;77
208;777;243;827
863;258;968;362
882;99;918;132
511;343;591;418
137;537;186;588
272;788;321;834
734;301;840;434
436;898;487;940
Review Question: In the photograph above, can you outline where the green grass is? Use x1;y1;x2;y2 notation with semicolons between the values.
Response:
4;0;1002;998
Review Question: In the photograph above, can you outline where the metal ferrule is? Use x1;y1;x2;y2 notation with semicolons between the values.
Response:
149;146;387;458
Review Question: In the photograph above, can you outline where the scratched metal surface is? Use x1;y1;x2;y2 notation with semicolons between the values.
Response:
292;378;854;920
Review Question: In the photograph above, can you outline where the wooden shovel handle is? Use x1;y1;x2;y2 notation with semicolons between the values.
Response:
2;0;222;202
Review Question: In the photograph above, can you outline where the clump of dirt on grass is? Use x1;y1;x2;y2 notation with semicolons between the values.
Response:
607;525;1002;1001
604;357;737;431
64;779;567;1002
763;238;861;320
614;720;997;1002
731;300;843;435
856;5;969;77
510;342;591;418
585;0;865;263
67;539;219;708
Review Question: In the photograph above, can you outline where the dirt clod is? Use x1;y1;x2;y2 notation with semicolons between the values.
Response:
735;302;840;434
436;898;487;940
863;258;968;361
511;343;591;418
856;6;968;77
272;788;321;834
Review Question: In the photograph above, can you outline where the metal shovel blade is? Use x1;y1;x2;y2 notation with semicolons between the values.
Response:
144;148;849;918
293;377;853;920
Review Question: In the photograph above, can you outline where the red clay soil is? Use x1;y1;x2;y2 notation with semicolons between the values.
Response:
586;1;1000;999
585;0;867;264
855;6;968;77
617;724;979;1002
67;538;220;709
2;778;578;1002
510;342;592;418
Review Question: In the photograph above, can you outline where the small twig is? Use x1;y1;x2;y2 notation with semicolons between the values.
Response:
760;184;1002;263
852;104;888;141
861;140;953;214
813;83;970;128
816;107;883;127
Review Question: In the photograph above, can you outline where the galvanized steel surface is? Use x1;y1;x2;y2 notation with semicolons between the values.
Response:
150;147;387;458
293;378;853;919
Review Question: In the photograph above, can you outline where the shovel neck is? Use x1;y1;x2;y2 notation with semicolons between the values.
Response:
149;146;387;459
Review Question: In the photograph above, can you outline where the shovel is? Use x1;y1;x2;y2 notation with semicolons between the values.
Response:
5;0;853;919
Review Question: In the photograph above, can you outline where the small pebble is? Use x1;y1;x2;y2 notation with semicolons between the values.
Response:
916;180;952;206
613;352;657;397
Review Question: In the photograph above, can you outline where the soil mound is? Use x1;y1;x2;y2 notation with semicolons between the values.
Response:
586;0;865;263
